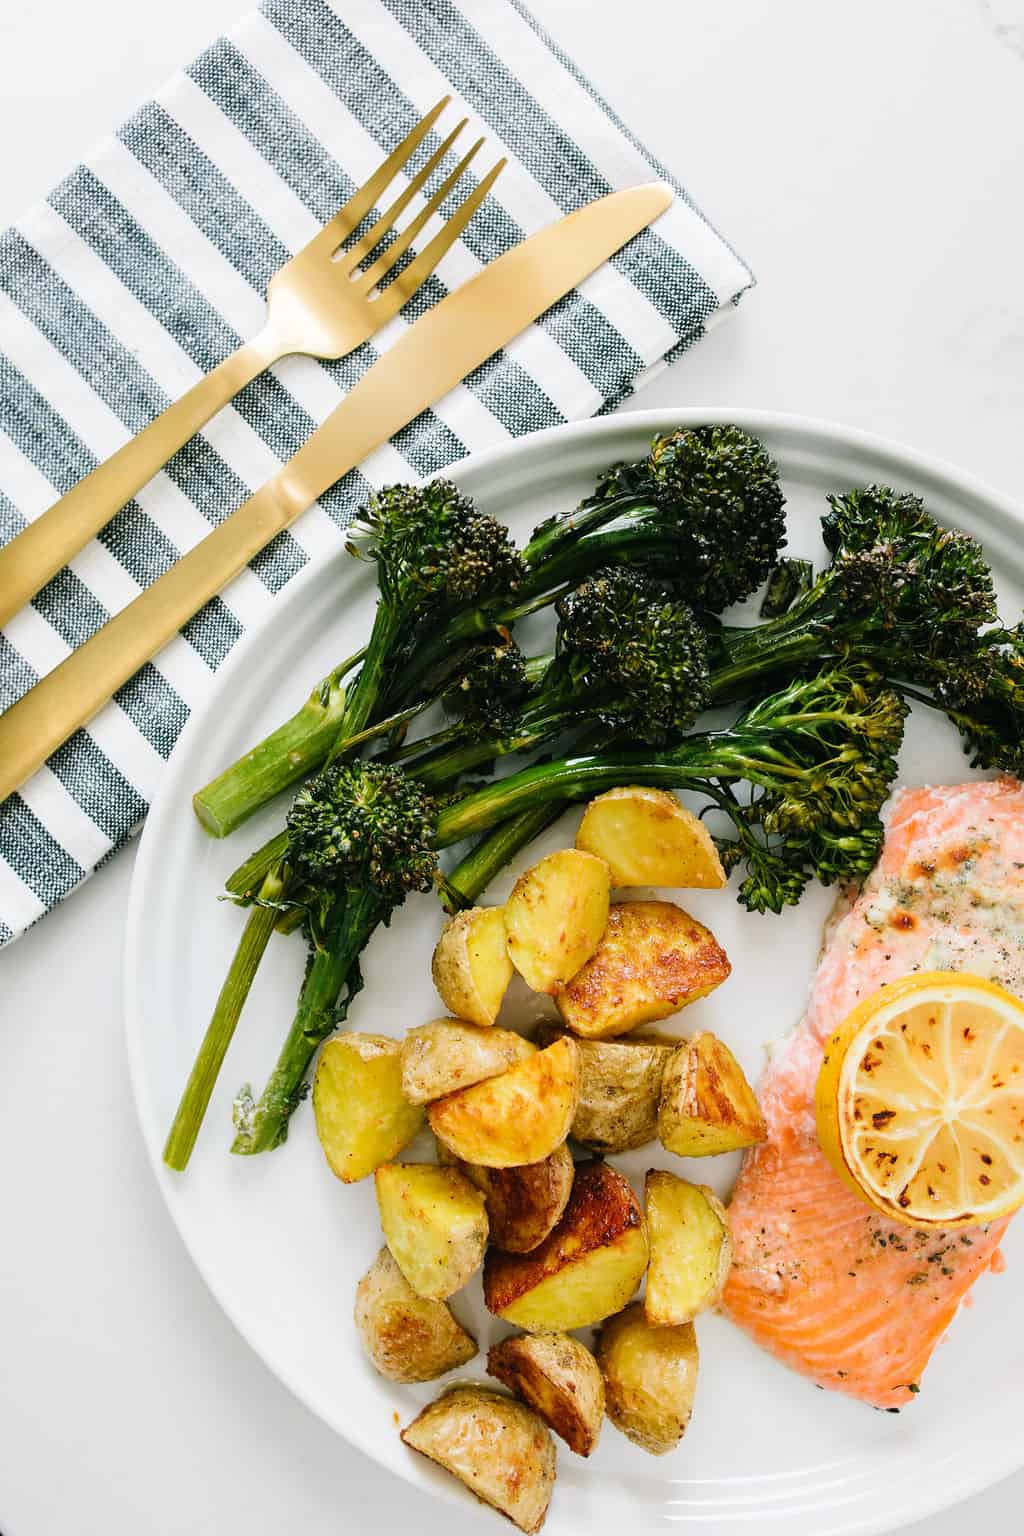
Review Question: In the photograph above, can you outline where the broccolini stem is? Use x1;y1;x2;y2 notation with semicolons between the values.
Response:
401;718;562;791
224;829;290;902
230;885;383;1154
162;863;287;1170
439;802;568;911
324;606;404;767
519;489;643;573
387;589;568;706
192;648;365;838
195;697;423;840
707;611;831;700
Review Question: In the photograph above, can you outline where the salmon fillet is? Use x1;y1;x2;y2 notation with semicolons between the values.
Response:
722;778;1024;1409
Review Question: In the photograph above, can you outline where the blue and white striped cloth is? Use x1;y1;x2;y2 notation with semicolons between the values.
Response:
0;0;752;947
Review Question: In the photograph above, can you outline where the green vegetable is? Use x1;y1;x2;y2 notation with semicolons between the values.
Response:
709;486;997;701
760;558;813;619
191;480;523;838
230;761;438;1155
904;622;1024;776
193;426;786;837
393;569;711;789
516;423;786;609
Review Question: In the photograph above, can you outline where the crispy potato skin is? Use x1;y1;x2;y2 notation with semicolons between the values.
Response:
400;1019;535;1105
354;1247;476;1382
504;849;611;995
457;1144;575;1253
432;907;513;1027
484;1160;648;1331
537;1024;675;1153
375;1163;488;1300
576;786;726;889
644;1171;732;1326
401;1386;555;1534
428;1037;579;1168
313;1033;424;1183
596;1301;699;1455
658;1030;767;1156
557;901;731;1040
488;1332;604;1456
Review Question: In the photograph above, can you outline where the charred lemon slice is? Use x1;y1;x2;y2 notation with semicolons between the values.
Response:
815;971;1024;1229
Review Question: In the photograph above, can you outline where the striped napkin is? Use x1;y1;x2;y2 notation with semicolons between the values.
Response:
0;0;752;947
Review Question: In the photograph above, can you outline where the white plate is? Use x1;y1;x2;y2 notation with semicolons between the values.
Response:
125;409;1024;1536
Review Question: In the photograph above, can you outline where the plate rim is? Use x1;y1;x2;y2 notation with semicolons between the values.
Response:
123;406;1024;1534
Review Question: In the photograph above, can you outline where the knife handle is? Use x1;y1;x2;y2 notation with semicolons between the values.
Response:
0;332;282;632
0;469;306;804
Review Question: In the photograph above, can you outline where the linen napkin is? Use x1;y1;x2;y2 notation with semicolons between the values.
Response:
0;0;752;947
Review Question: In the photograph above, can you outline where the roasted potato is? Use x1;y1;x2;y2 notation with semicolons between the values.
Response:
402;1385;555;1534
447;1143;575;1253
313;1033;424;1183
354;1247;476;1383
432;906;513;1027
644;1171;732;1325
375;1162;488;1300
504;848;610;994
537;1024;674;1153
400;1019;534;1105
428;1037;579;1169
557;901;731;1040
576;786;726;889
488;1332;604;1457
484;1160;648;1332
658;1030;766;1156
596;1301;699;1455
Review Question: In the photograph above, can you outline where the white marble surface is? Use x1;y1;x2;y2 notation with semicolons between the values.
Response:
2;1;1023;1532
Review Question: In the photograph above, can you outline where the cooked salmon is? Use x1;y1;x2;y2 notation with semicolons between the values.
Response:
722;779;1024;1409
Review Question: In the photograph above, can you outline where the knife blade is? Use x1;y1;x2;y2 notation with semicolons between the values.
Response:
0;182;673;803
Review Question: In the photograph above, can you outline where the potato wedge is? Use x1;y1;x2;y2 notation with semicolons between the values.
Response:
644;1171;732;1325
402;1386;555;1535
576;785;726;889
596;1301;699;1456
454;1144;575;1253
488;1332;604;1457
537;1024;674;1153
484;1160;648;1332
557;901;731;1040
658;1030;766;1156
432;906;514;1027
428;1037;579;1169
313;1033;424;1183
375;1163;488;1300
401;1019;535;1105
354;1247;476;1382
504;848;610;994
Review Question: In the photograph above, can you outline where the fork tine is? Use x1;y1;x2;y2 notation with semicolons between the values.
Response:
369;158;507;317
355;137;486;297
308;96;451;256
340;118;468;271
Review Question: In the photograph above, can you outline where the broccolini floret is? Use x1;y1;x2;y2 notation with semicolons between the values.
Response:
709;484;998;700
232;760;439;1156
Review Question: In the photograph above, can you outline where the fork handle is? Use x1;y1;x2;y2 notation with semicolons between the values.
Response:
0;328;284;629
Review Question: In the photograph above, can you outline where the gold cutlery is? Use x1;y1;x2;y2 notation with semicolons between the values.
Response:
0;182;673;804
0;95;495;629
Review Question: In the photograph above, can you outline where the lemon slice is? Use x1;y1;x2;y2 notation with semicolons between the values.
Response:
815;971;1024;1229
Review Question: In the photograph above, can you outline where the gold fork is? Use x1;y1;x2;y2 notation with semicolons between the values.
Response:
0;96;498;628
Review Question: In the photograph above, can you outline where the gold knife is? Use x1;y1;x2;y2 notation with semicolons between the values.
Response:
0;183;672;803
